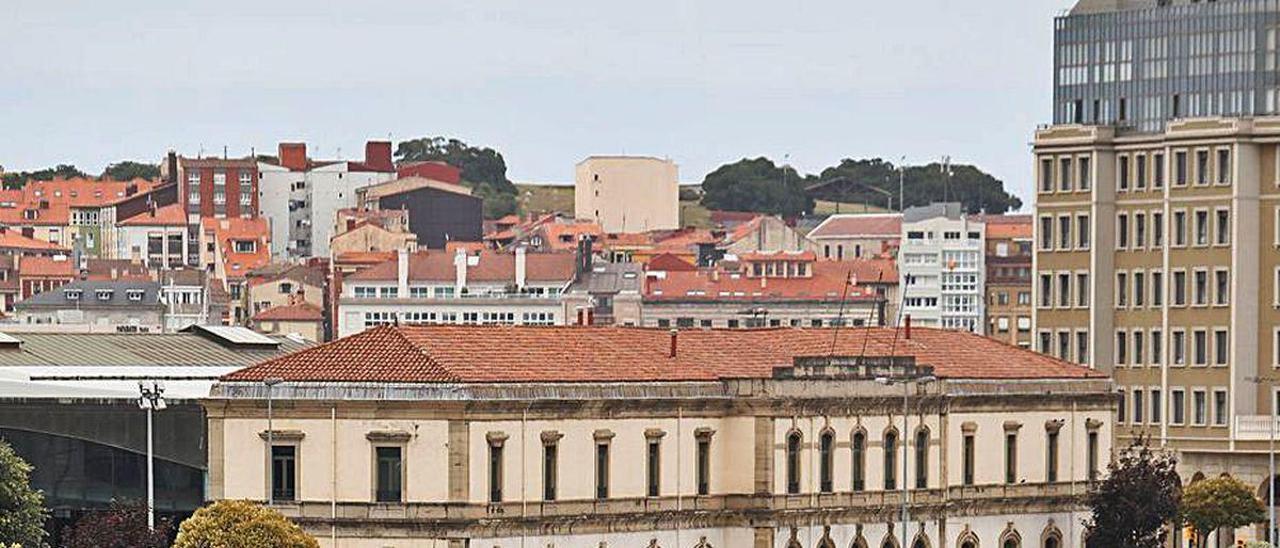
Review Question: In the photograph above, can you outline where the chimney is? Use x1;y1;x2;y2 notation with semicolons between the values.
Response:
365;141;393;172
454;247;468;292
586;308;595;325
514;246;527;289
577;308;586;326
669;329;678;358
397;248;410;297
904;314;912;340
279;143;308;171
165;151;178;185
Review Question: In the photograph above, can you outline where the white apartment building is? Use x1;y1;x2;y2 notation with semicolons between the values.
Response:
335;248;578;336
574;156;680;233
258;142;397;260
898;203;985;332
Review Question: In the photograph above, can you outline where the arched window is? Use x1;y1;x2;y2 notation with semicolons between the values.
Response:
911;540;927;548
786;431;802;494
852;430;866;491
1042;538;1058;548
819;430;834;493
1003;541;1018;548
914;428;929;489
960;543;977;548
884;430;899;490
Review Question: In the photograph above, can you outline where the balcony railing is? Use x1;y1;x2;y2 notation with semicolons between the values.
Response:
1235;415;1280;441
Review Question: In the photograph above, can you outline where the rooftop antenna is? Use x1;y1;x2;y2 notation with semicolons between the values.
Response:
826;269;855;363
223;146;228;160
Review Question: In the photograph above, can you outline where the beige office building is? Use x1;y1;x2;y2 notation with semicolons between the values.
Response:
1034;119;1280;541
575;156;679;233
207;325;1110;548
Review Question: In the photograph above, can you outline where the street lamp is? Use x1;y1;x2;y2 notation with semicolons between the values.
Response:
264;377;283;505
1247;375;1276;543
137;381;167;531
876;373;936;548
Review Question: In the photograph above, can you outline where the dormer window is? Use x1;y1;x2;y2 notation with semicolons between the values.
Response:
96;289;114;301
23;210;37;220
126;289;145;301
233;240;256;253
64;289;82;300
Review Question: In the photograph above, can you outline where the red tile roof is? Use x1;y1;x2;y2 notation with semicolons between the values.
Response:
645;260;881;302
18;255;76;278
118;204;186;226
345;251;576;283
202;218;271;279
976;214;1033;240
254;303;324;322
0;229;69;253
647;253;696;272
222;325;1103;384
808;214;902;239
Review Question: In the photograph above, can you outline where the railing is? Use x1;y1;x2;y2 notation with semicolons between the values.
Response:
1236;415;1280;441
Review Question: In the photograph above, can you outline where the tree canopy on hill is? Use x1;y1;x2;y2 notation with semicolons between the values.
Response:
1;164;87;189
394;136;517;219
700;157;1022;216
101;161;160;182
699;157;814;218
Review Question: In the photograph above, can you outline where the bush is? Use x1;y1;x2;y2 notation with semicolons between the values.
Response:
0;438;45;548
173;500;318;548
62;501;171;548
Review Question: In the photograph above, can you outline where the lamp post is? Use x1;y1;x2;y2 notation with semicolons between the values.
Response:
264;377;283;505
137;381;167;531
876;373;936;548
1247;375;1276;543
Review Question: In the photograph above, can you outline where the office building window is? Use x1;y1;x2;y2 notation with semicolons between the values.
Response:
1060;157;1074;191
1135;212;1146;247
1215;269;1229;305
1077;214;1091;248
1077;273;1090;307
1216;209;1230;245
1058;215;1071;249
1193;390;1207;426
1058;273;1071;307
1173;211;1187;246
1077;331;1089;365
1153;211;1164;246
1214;329;1229;366
1040;158;1054;193
489;440;504;503
1133;330;1145;365
1080;156;1092;190
1173;330;1187;365
1119;155;1131;190
1217;148;1231;184
1116;272;1128;307
271;445;296;502
1173;271;1187;306
1040;216;1053;250
1116;330;1128;365
375;446;403;503
1136;154;1147;189
1153;152;1165;188
1150;389;1162;424
1196;150;1209;185
1039;274;1053;308
1194;270;1208;306
1133;389;1145;423
1213;390;1229;426
1087;431;1100;481
1195;210;1209;246
1117;213;1129;248
1193;329;1208;365
1152;271;1164;306
1171;389;1186;425
1174;150;1188;185
1151;329;1163;365
1118;390;1127;423
1134;272;1145;307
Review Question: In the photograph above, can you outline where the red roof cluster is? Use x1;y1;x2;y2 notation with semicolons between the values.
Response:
808;214;902;239
222;325;1103;384
346;250;576;283
202;218;271;279
644;260;888;302
253;302;324;322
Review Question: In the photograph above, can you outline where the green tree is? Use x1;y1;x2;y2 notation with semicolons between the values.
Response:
394;136;517;218
173;500;318;548
811;158;1022;214
1;164;87;189
0;438;46;548
1083;440;1181;548
101;161;160;181
62;500;171;548
699;157;814;217
1181;476;1266;548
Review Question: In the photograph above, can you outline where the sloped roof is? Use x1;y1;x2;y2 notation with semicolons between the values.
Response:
18;255;75;278
808;214;902;239
644;261;879;303
119;203;186;226
222;325;1104;384
0;230;69;253
15;279;161;309
253;303;324;322
345;251;576;283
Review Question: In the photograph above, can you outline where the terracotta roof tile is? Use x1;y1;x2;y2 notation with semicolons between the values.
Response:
346;251;576;283
808;214;902;239
18;255;76;278
253;303;324;322
223;325;1104;384
119;204;187;226
645;261;881;302
0;229;69;252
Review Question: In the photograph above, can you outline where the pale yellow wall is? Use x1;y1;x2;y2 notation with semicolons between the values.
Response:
330;223;417;256
256;319;322;342
574;157;679;233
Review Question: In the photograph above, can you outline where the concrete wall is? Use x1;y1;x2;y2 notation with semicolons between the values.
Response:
575;157;679;233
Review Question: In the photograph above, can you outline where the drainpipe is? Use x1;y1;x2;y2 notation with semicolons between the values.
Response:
331;405;337;547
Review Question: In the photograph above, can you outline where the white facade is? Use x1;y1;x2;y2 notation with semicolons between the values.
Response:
115;224;188;269
898;204;986;332
258;162;396;260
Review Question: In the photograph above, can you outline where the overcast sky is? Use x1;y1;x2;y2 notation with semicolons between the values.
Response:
0;0;1075;208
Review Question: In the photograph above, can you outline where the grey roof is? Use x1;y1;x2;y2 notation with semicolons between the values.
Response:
15;279;163;310
565;261;642;295
0;329;310;367
902;202;964;223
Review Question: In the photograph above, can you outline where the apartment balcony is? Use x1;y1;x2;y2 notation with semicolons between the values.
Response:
1235;415;1280;441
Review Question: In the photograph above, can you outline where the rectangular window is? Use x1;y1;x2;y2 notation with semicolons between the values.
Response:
1077;273;1090;307
1217;148;1231;184
1039;274;1053;308
1215;269;1229;305
1194;210;1209;246
1004;433;1018;484
1175;150;1188;185
1058;215;1071;250
962;434;975;485
1118;390;1128;423
1040;158;1054;192
1193;390;1208;425
1116;330;1128;365
1135;212;1146;248
1153;211;1164;247
595;442;610;499
1193;270;1208;306
543;443;558;501
1040;216;1053;250
1150;388;1163;424
696;438;711;496
1196;149;1209;185
1214;329;1229;366
1133;389;1145;423
1173;330;1187;365
1174;211;1187;246
1058;330;1071;360
1039;331;1051;354
1151;329;1163;365
1077;214;1091;248
1060;157;1074;192
1134;271;1145;307
1216;209;1230;245
1193;329;1208;365
1116;272;1128;307
1173;271;1187;306
1046;430;1060;483
1118;155;1131;191
1136;153;1147;189
1171;389;1186;425
375;446;403;503
1088;431;1099;481
1077;331;1090;365
489;443;504;503
1080;156;1093;190
1153;152;1165;188
1117;213;1129;248
1213;390;1229;426
1058;273;1071;307
646;439;660;497
1133;330;1145;365
271;445;296;502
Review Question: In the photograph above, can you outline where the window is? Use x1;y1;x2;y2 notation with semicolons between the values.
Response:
1040;158;1054;192
852;431;866;491
1133;330;1145;365
1215;269;1229;305
1193;329;1208;365
1152;270;1164;307
962;432;975;486
375;446;402;502
1116;272;1128;308
1174;150;1188;185
1039;216;1053;250
1153;211;1164;247
647;437;661;497
1214;329;1229;366
1046;429;1060;483
1216;209;1230;245
696;435;711;496
1173;330;1187;365
1150;388;1163;424
489;440;504;503
1077;214;1090;248
1213;390;1229;426
1118;155;1130;191
1039;274;1052;308
1058;273;1071;307
914;429;928;489
1059;157;1073;191
1118;390;1127;423
1193;270;1208;306
1134;271;1145;307
1058;215;1071;249
1173;271;1187;306
1004;432;1018;484
1153;152;1165;188
1117;213;1129;248
1173;211;1187;246
1136;153;1147;189
819;431;834;493
1116;330;1128;365
1217;148;1231;184
1135;212;1146;247
786;432;802;494
1151;329;1163;365
543;441;558;501
1057;330;1070;360
595;441;610;499
1171;389;1186;425
1077;273;1090;307
1194;210;1209;246
1080;156;1092;190
1193;390;1208;425
884;431;898;490
1196;149;1209;185
1077;331;1089;365
1087;431;1099;481
1039;331;1051;354
271;445;296;502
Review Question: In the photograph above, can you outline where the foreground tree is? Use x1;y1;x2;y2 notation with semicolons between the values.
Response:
173;500;318;548
394;136;517;218
699;157;813;217
1083;440;1181;548
62;500;171;548
1181;476;1266;548
0;438;46;548
101;161;160;181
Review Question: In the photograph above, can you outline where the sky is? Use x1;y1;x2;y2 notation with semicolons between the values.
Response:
0;0;1076;209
